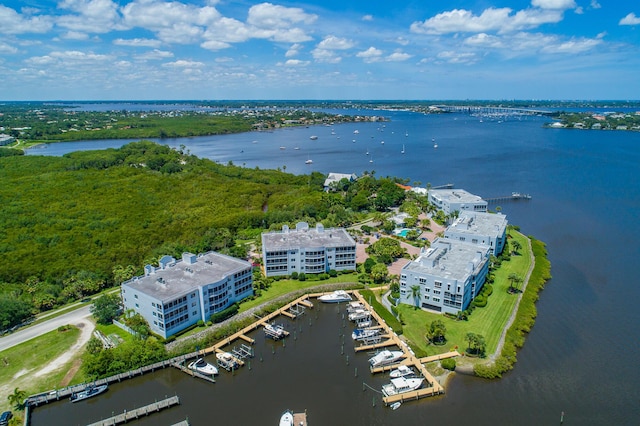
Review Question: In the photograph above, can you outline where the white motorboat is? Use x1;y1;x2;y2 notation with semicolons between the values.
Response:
216;351;239;370
382;377;424;397
279;410;294;426
401;144;405;154
351;328;381;341
318;290;352;303
355;318;372;328
348;309;371;322
69;384;108;403
369;350;404;368
264;323;287;340
389;365;414;378
310;135;318;140
188;358;218;376
346;301;365;313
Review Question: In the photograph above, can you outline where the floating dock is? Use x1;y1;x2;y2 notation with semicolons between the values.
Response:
86;395;180;426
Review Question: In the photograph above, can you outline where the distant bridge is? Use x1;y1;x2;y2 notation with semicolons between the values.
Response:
433;105;554;116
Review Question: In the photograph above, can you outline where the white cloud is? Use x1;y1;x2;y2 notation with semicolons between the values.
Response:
464;33;505;48
531;0;576;10
0;41;18;54
311;48;341;63
362;15;373;22
0;5;53;34
134;49;174;60
215;56;233;63
280;59;309;66
163;60;205;68
411;6;565;35
285;43;303;57
619;13;640;26
200;40;232;51
114;38;162;48
436;50;477;64
590;1;601;9
60;31;89;40
356;47;383;63
540;37;602;53
386;51;412;62
316;35;354;50
246;2;316;42
57;0;125;33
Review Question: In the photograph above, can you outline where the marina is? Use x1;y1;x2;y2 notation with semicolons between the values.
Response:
85;396;180;426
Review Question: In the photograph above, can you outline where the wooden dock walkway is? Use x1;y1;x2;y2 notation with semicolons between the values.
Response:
293;411;308;426
171;362;216;383
350;292;460;406
86;395;180;426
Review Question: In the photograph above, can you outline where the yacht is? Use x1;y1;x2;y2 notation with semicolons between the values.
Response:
318;290;352;303
389;365;414;378
279;410;294;426
216;351;240;370
69;384;108;403
369;350;404;368
188;358;219;376
348;309;371;322
382;377;424;397
351;327;381;341
310;135;318;140
346;301;365;313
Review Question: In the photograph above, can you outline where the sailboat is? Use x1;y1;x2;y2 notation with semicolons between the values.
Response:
401;144;405;154
305;154;313;164
433;138;438;148
405;130;408;137
369;155;373;163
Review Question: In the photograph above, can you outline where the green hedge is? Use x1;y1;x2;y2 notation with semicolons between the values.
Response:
441;358;456;371
360;289;403;335
210;303;240;323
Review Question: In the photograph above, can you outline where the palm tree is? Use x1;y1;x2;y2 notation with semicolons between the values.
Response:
508;272;521;293
511;240;522;255
8;387;27;410
410;285;421;309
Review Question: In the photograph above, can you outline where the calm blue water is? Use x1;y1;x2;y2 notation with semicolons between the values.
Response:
27;109;640;425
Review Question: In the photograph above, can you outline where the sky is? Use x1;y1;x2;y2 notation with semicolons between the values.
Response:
0;0;639;100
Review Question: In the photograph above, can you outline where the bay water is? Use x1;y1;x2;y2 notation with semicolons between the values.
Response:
27;108;640;425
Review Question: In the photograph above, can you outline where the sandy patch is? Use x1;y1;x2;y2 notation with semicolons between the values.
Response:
34;319;95;378
12;368;31;380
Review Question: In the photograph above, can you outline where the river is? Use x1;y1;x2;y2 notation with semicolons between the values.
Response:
27;107;640;425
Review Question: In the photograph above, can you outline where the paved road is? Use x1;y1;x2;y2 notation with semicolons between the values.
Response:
0;305;92;352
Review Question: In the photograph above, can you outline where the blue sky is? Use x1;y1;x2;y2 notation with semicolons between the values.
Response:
1;0;638;100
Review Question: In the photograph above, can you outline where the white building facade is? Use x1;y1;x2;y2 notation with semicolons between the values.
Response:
428;189;487;215
261;222;356;277
444;211;508;255
121;251;253;338
399;238;491;314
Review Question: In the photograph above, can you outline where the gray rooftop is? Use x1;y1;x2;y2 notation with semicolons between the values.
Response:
402;238;489;281
262;222;355;251
429;189;486;204
447;211;507;236
123;251;251;301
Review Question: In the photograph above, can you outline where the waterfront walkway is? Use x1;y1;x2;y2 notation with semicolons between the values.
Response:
86;395;180;426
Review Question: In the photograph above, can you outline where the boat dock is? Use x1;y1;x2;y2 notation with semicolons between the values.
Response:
485;192;532;203
350;292;460;406
85;395;180;426
293;411;308;426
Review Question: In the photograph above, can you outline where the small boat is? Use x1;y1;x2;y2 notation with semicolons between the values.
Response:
279;146;286;150
369;155;373;163
216;351;240;370
382;377;424;397
318;290;352;303
294;146;300;150
352;327;381;341
310;135;318;140
305;159;313;164
389;365;414;378
355;318;372;328
433;138;438;148
346;301;365;313
369;350;404;368
188;358;218;376
348;309;371;322
405;131;408;137
69;384;108;403
380;140;385;145
264;323;287;340
401;144;405;154
353;130;359;134
390;401;402;410
279;410;294;426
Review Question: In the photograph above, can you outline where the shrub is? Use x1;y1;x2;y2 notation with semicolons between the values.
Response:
210;303;239;323
328;269;338;277
197;320;205;327
290;271;298;279
298;273;306;281
441;358;456;371
318;273;329;280
472;296;487;307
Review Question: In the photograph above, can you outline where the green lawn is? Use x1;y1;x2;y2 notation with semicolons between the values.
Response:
398;231;532;358
239;273;360;313
0;327;81;413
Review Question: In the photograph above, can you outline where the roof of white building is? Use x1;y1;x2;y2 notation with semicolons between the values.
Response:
402;238;489;281
323;172;357;187
122;251;251;301
262;222;355;251
429;188;486;205
446;211;507;237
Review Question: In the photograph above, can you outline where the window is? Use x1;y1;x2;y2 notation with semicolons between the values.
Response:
433;297;440;302
434;281;442;288
134;294;138;299
135;303;139;308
